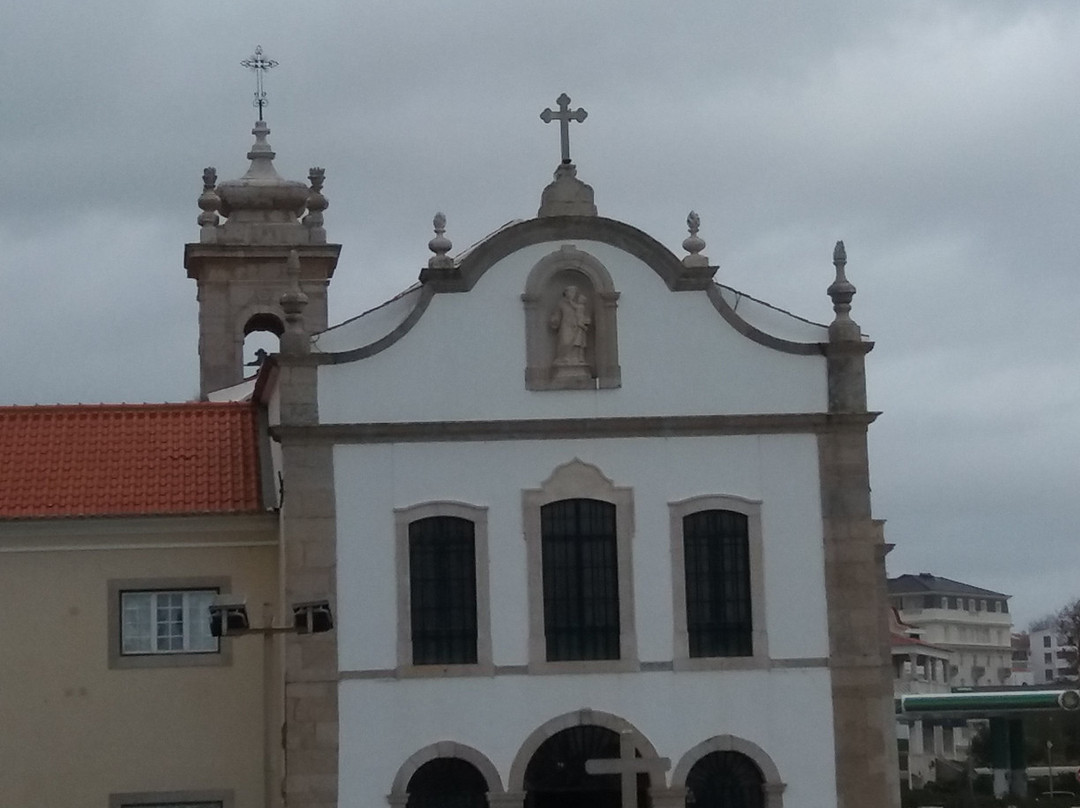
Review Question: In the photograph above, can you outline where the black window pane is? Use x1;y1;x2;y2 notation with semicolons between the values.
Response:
409;516;478;665
541;499;619;661
683;510;752;658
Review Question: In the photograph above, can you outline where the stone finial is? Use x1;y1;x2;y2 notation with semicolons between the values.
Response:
538;162;597;217
303;167;328;242
197;167;221;230
827;239;860;341
279;250;310;355
681;211;709;268
427;212;454;269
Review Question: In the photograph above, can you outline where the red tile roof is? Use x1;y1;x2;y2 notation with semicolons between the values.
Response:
0;402;265;519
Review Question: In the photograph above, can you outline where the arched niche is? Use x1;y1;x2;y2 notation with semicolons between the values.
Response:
522;245;620;391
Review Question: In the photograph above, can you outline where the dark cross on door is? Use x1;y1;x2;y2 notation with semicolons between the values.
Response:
241;45;279;121
585;730;671;808
540;93;588;164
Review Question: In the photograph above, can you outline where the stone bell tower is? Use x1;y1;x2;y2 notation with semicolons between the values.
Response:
184;119;341;397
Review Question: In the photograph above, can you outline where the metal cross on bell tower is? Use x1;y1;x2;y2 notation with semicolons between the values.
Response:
241;45;279;121
540;93;588;164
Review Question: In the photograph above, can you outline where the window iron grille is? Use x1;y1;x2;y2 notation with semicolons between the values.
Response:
683;510;752;658
409;516;478;665
541;499;619;662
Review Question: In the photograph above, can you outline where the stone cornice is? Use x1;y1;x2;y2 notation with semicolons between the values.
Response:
184;243;342;280
271;412;879;445
420;216;716;293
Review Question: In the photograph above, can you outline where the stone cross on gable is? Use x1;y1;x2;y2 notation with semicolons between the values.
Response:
585;730;671;808
540;93;588;164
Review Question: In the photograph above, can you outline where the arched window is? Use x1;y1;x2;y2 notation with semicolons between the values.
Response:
523;461;636;672
395;502;492;675
406;757;489;808
670;495;767;669
684;751;765;808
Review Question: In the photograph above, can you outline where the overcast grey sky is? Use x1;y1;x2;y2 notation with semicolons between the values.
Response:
2;1;1077;629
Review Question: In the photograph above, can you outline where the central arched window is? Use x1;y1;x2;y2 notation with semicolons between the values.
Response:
541;499;620;661
523;460;637;673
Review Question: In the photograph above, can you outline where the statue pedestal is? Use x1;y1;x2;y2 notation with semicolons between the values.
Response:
551;363;594;388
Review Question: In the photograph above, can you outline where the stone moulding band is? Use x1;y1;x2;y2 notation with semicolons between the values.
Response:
337;657;829;680
271;412;879;445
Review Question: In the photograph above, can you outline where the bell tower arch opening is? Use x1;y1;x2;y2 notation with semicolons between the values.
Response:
242;312;284;370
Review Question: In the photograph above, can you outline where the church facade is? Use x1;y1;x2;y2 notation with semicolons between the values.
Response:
1;97;898;808
192;99;899;807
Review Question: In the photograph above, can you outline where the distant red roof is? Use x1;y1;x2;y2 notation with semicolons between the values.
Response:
0;402;265;519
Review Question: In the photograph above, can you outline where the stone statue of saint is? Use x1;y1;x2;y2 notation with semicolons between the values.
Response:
549;285;591;368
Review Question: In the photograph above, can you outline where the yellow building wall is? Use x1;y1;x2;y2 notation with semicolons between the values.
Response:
0;518;280;808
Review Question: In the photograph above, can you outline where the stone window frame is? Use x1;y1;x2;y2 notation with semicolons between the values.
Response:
108;789;234;808
522;245;621;391
523;459;637;674
669;495;768;671
387;741;505;807
107;577;232;670
670;735;786;808
394;501;493;677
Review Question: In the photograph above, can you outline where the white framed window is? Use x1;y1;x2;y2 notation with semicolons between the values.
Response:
121;589;218;655
108;577;231;669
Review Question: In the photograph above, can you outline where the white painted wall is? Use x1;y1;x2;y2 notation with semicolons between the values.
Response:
340;667;838;806
333;434;833;802
335;435;828;672
317;240;828;423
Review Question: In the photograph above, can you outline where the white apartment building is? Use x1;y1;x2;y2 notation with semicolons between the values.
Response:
888;573;1013;688
1027;628;1077;684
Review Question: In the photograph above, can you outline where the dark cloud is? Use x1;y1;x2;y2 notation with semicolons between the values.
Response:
3;0;1078;626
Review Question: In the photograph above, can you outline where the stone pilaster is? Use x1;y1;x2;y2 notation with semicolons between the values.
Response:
820;241;900;808
278;355;339;808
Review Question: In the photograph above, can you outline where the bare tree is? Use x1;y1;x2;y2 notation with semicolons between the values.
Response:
1029;612;1058;633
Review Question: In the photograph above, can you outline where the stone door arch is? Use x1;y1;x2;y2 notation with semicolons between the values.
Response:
389;741;504;808
671;736;785;808
508;710;663;808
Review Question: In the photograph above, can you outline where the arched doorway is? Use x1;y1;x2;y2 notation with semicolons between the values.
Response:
684;751;764;808
406;757;489;808
523;725;650;808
